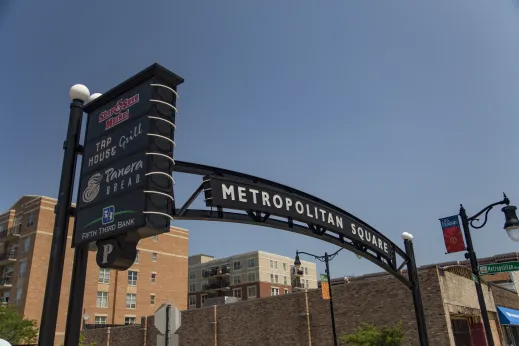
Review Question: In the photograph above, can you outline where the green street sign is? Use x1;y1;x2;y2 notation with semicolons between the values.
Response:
478;261;519;275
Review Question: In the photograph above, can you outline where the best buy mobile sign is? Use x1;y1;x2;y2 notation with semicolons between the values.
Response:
478;261;519;275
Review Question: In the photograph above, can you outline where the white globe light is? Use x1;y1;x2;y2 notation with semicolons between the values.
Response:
88;93;103;103
69;84;90;102
506;228;519;242
83;313;90;321
401;232;414;241
0;339;12;346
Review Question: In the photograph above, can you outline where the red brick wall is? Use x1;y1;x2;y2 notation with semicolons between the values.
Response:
84;267;452;346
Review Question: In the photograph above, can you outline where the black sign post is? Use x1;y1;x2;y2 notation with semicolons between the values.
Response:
63;64;184;346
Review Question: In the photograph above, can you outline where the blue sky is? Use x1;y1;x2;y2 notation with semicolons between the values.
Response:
1;0;519;278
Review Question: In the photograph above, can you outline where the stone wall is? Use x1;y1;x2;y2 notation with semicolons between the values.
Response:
491;283;519;309
82;324;143;346
83;267;451;346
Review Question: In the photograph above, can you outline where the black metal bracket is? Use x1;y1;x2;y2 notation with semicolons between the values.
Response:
466;193;509;229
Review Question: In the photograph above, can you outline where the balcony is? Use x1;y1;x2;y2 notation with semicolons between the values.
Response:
292;278;305;291
202;265;231;278
202;280;231;292
0;225;21;241
291;268;304;277
0;276;12;289
0;251;16;266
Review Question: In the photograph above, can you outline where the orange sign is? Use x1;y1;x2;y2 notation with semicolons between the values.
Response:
320;274;330;300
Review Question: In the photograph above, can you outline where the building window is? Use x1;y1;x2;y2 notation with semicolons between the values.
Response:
26;212;34;228
233;261;241;270
270;260;273;268
284;276;287;285
23;237;30;253
13;217;21;226
270;274;274;283
304;267;308;275
274;275;279;283
151;273;157;283
233;275;241;285
152;252;157;262
283;263;287;271
201;294;207;305
306;279;309;287
153;235;158;242
134;250;139;264
284;288;289;294
150;294;155;305
233;288;242;299
18;259;27;278
247;286;257;298
301;280;306;288
188;295;196;309
271;287;279;296
125;316;136;325
126;293;137;309
94;316;107;325
189;284;196;292
128;271;138;286
98;268;110;284
14;288;22;304
274;261;278;269
189;271;196;279
0;223;5;232
248;258;255;267
247;272;256;282
96;292;108;308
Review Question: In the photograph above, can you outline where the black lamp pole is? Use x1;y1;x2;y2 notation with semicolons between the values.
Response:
458;193;519;346
402;233;429;346
295;248;342;346
38;86;89;346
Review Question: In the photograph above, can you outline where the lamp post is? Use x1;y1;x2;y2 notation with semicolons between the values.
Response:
459;193;519;346
402;232;429;346
38;84;90;346
64;92;102;346
294;248;342;346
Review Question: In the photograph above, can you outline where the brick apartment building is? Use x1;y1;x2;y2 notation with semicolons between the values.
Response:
0;195;189;345
187;251;318;309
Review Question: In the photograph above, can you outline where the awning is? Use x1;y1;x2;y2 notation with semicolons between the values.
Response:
497;306;519;325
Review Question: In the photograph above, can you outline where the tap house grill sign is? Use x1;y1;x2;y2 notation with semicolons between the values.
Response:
203;176;397;264
74;64;184;263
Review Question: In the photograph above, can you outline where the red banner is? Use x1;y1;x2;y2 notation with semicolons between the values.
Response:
440;215;466;253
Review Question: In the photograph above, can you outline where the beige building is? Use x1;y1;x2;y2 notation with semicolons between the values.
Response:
187;251;318;309
0;195;189;345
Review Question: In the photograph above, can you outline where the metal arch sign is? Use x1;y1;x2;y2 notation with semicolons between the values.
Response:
203;175;396;264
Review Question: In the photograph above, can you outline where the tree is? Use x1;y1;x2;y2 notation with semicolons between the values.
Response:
0;304;38;345
340;322;405;346
79;332;96;346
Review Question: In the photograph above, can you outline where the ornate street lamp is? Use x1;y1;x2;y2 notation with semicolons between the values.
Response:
294;248;342;346
459;193;519;346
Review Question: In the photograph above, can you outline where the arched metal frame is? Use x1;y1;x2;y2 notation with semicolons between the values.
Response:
172;160;412;289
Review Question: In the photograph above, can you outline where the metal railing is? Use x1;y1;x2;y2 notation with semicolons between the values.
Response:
0;251;17;261
0;277;12;286
0;224;21;239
